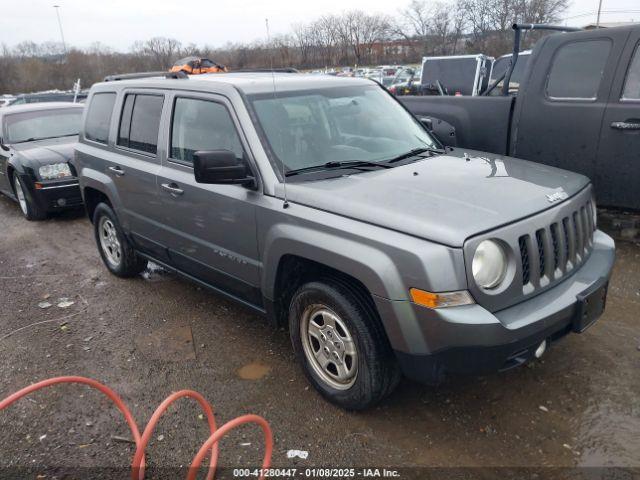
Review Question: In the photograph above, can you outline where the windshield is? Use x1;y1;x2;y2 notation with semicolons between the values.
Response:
248;85;438;176
5;108;82;143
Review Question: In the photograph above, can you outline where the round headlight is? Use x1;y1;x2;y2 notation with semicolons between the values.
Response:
472;240;507;289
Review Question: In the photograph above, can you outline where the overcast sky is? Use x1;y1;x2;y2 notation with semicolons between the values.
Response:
1;0;639;51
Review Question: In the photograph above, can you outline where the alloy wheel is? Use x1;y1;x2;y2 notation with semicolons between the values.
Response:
13;177;28;216
98;216;122;268
300;304;358;390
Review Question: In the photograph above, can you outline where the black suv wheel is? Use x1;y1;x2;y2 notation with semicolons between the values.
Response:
93;203;147;277
289;279;400;410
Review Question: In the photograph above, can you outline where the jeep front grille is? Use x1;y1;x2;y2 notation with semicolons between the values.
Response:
518;200;595;287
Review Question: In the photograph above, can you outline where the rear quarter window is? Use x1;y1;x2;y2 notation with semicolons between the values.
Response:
85;92;116;144
546;39;611;100
117;93;164;155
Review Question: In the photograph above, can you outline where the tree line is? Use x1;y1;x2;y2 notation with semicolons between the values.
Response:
0;0;568;95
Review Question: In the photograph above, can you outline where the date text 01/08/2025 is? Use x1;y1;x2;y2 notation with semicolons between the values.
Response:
232;468;401;477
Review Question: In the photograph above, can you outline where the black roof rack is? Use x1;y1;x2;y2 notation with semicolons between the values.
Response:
512;23;582;33
103;71;188;82
233;68;300;74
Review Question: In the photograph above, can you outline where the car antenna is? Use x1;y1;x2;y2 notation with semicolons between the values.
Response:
266;17;289;209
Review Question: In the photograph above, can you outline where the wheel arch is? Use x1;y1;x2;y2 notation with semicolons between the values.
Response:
83;186;112;223
270;254;382;326
78;169;119;223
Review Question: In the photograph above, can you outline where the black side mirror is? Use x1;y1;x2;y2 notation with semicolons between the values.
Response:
193;150;255;187
0;142;9;152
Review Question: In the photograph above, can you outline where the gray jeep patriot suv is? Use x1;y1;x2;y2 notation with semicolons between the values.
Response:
74;71;615;410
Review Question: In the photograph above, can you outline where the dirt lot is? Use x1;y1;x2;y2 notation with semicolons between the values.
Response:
0;194;639;479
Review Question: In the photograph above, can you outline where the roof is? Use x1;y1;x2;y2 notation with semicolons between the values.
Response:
584;22;639;29
94;72;376;96
14;91;83;97
0;102;84;116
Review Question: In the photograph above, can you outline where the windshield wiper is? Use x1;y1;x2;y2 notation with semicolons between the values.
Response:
387;147;445;163
285;160;393;177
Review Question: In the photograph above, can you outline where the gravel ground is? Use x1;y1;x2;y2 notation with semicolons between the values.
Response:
0;195;638;479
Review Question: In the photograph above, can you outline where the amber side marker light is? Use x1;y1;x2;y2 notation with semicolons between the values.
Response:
410;288;475;309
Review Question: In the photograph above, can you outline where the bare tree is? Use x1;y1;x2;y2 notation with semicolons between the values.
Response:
134;37;182;69
0;0;571;95
395;0;432;41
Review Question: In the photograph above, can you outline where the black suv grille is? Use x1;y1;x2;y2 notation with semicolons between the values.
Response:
518;200;595;287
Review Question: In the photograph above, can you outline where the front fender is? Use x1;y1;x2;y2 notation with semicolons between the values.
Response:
8;154;33;177
259;202;468;301
261;222;405;301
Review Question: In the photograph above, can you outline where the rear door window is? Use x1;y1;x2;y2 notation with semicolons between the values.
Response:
546;40;611;100
622;42;640;101
117;93;164;154
170;97;243;164
85;92;116;144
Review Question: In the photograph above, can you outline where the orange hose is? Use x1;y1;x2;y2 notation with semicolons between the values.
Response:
0;376;273;480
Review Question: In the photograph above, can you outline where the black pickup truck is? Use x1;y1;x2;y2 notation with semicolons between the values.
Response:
401;23;640;211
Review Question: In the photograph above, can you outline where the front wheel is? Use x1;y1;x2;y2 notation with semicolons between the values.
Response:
93;202;147;278
13;174;47;221
289;280;400;410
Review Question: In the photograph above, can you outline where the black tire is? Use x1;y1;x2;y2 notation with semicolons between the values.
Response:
289;279;401;410
93;202;147;278
12;174;47;221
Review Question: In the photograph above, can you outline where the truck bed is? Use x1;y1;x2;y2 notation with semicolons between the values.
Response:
400;95;515;155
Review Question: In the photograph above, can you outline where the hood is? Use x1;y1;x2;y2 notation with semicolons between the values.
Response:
11;137;77;167
280;150;590;247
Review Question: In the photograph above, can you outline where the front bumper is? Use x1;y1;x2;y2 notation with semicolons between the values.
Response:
20;174;83;212
374;230;615;384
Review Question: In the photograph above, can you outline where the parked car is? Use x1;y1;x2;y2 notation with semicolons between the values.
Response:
378;65;400;86
0;103;84;220
401;23;640;210
74;72;614;410
0;96;16;108
363;68;383;84
8;91;88;105
388;68;422;96
170;56;227;75
420;54;493;96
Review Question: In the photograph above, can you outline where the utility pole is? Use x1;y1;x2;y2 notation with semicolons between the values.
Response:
596;0;604;27
53;5;67;54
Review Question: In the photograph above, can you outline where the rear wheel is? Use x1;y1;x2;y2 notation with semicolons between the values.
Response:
93;202;147;277
289;280;400;410
13;174;47;221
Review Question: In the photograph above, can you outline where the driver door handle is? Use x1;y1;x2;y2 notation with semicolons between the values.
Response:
161;182;184;196
108;166;125;176
611;121;640;130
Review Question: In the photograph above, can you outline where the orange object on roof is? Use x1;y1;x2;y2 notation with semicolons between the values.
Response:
170;57;228;75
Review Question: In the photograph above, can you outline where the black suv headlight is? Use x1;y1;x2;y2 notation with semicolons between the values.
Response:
39;163;72;180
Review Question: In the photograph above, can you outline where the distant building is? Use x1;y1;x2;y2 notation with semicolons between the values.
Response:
369;40;421;59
